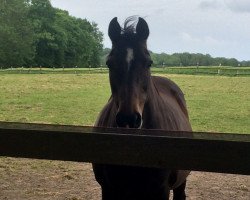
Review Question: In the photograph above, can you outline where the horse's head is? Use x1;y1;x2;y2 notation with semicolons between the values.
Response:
106;17;153;128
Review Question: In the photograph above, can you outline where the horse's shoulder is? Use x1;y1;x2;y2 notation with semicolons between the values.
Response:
95;97;116;127
152;76;184;96
152;76;189;117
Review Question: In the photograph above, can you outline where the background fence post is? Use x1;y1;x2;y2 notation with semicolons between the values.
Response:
75;66;77;74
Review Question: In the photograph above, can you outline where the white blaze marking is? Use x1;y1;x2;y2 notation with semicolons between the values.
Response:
126;48;134;70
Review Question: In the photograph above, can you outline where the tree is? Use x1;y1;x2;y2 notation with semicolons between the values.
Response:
0;0;35;67
28;0;57;67
148;51;247;67
28;1;103;67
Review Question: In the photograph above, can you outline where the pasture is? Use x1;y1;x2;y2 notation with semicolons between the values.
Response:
0;73;249;133
1;66;250;76
0;73;250;199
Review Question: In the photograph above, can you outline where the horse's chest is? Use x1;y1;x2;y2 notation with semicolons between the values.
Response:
102;165;170;189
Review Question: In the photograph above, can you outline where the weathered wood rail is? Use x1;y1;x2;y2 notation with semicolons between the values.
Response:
0;122;249;175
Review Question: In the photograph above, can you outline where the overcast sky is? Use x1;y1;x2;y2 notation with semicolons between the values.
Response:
51;0;250;61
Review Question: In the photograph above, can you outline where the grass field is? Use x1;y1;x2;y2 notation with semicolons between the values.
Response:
152;66;250;76
1;66;250;76
0;73;249;134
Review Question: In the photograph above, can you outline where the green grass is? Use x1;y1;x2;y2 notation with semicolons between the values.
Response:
0;67;109;74
1;66;250;76
0;73;249;134
160;74;250;133
0;74;110;125
151;66;250;76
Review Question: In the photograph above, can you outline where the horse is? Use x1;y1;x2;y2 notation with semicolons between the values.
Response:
92;16;192;200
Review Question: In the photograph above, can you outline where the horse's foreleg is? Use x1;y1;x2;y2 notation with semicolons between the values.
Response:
173;180;187;200
101;187;117;200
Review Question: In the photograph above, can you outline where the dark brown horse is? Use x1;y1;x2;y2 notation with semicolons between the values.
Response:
93;17;192;200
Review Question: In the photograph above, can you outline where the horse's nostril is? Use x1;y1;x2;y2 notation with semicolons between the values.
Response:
134;112;142;128
116;112;142;128
116;112;127;127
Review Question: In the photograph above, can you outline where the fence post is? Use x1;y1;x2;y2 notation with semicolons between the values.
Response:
196;63;199;74
162;62;165;72
40;66;42;74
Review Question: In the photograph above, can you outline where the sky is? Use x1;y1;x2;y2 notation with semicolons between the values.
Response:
51;0;250;61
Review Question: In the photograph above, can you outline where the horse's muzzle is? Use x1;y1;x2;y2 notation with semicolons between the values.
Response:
116;112;142;128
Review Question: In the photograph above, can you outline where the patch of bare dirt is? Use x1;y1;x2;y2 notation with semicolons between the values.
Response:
0;157;249;199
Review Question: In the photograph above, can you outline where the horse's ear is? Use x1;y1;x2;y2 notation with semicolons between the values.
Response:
136;17;149;40
108;17;121;43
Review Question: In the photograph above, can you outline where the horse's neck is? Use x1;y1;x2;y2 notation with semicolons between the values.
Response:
95;98;117;127
143;77;186;130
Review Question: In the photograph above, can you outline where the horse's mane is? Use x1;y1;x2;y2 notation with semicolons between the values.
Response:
121;16;138;36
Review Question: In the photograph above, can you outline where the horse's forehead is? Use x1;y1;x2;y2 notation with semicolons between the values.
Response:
112;45;135;59
126;48;134;65
111;42;147;64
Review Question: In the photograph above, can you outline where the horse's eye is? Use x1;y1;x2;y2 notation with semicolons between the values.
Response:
106;59;112;68
147;60;153;68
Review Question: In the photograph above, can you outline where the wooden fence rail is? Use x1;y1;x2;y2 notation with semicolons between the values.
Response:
0;122;249;175
1;67;250;76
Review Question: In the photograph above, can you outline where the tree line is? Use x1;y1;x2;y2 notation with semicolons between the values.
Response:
150;52;250;67
1;0;249;69
101;48;250;67
0;0;103;68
